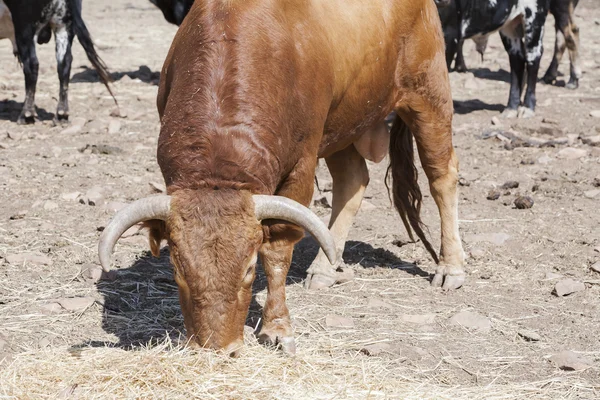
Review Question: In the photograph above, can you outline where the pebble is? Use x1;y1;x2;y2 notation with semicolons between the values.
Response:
335;267;355;284
400;314;436;325
313;194;332;208
61;191;81;201
57;297;96;312
450;311;492;333
590;262;600;273
108;119;121;134
149;181;166;193
40;303;63;314
110;106;127;118
553;279;585;297
360;342;396;356
84;119;106;134
589;110;600;118
79;186;106;206
538;155;553;164
544;272;563;280
366;298;394;309
491;116;501;126
518;329;541;342
501;181;519;189
60;125;82;135
514;196;534;209
550;350;593;371
71;117;87;128
486;189;501;200
6;252;52;266
325;314;354;328
469;248;486;259
584;190;600;199
581;135;600;146
593;177;600;187
556;148;587;160
43;200;58;211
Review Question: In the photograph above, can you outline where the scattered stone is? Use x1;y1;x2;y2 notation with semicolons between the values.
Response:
108;119;121;134
589;110;600;118
400;314;436;325
110;106;127;118
544;272;563;280
550;350;593;371
514;196;534;209
40;302;62;314
538;155;553;164
581;135;600;146
521;158;535;165
593;177;600;187
149;181;166;193
80;144;123;155
325;314;354;328
542;117;559;125
84;119;106;134
71;117;87;128
9;210;27;220
469;248;486;259
501;181;519;189
553;279;585;297
360;342;396;356
556;147;587;160
584;190;600;199
61;191;81;201
81;264;117;283
6;252;52;266
590;262;600;273
7;131;24;140
79;186;105;206
487;189;501;200
366;298;394;309
458;177;470;186
465;232;511;246
43;200;58;211
450;311;492;333
60;124;82;135
38;336;51;348
518;329;541;342
57;297;96;313
313;194;332;208
532;184;540;192
491;116;501;126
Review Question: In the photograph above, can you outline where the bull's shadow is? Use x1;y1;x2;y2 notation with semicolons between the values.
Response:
71;65;160;86
0;99;54;122
470;67;511;83
95;236;427;349
453;99;504;115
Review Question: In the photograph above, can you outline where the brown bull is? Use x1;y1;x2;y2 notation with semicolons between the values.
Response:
99;0;466;356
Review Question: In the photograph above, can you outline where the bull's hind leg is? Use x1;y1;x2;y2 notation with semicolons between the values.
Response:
54;25;74;121
520;3;549;117
15;26;39;124
304;145;369;290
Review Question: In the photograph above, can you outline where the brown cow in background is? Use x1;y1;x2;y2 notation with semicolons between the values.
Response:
99;0;466;356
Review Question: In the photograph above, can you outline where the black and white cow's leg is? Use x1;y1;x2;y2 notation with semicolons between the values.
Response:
15;27;39;124
54;24;74;122
542;29;566;85
454;39;467;73
499;26;525;119
521;4;548;117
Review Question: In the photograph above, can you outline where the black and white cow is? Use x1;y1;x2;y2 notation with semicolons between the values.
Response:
436;0;550;118
149;0;194;26
0;0;17;55
3;0;113;124
542;0;580;89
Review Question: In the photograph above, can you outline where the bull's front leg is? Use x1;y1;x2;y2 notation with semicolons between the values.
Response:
15;27;39;124
499;27;525;119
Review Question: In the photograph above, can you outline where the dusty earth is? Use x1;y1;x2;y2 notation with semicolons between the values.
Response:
0;0;599;398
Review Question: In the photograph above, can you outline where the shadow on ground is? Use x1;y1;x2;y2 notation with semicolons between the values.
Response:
0;100;54;123
71;65;160;85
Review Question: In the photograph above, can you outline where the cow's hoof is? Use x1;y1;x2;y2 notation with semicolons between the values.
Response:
55;110;69;121
258;325;296;355
566;79;579;90
455;64;467;73
304;272;336;290
517;107;535;119
17;111;36;125
500;108;518;119
431;265;465;290
542;74;556;85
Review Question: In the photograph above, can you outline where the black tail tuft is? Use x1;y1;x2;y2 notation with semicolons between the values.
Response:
385;114;439;264
69;0;117;105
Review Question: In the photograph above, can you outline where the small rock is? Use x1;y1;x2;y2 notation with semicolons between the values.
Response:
149;181;166;193
450;311;492;333
7;131;24;140
40;303;63;314
487;189;501;200
108;120;121;134
9;210;27;220
325;314;354;328
553;279;585;297
589;110;600;118
6;252;52;266
61;191;81;201
71;117;87;128
84;119;106;134
544;272;563;280
79;186;105;206
43;200;58;211
60;125;82;135
400;314;436;325
542;117;559;125
458;177;470;186
501;181;519;189
360;342;396;356
550;350;593;371
567;134;579;145
518;329;541;342
581;135;600;146
465;232;511;246
80;144;123;155
538;155;553;164
514;196;534;209
38;336;51;348
366;298;394;309
556;147;587;160
313;194;332;208
110;106;127;118
532;184;540;192
590;262;600;273
593;177;600;187
491;116;501;126
584;190;600;199
469;248;486;259
81;264;117;283
57;297;96;312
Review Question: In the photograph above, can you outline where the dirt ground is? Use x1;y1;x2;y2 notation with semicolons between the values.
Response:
0;1;599;398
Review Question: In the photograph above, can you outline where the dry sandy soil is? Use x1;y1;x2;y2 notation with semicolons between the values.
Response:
0;1;599;398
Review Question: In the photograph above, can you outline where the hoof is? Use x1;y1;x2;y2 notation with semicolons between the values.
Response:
55;110;69;121
566;79;579;90
431;265;465;290
304;272;336;290
501;108;518;119
17;111;36;125
517;107;535;119
258;327;296;355
542;74;556;85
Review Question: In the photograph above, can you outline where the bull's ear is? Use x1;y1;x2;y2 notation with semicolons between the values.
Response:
143;220;167;257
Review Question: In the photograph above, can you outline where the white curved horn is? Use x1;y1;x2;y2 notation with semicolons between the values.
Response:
98;195;171;272
253;195;337;265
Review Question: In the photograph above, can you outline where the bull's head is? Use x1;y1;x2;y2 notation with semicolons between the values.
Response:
98;188;336;356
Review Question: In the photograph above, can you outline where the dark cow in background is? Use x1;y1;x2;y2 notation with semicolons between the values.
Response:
4;0;113;124
436;0;550;118
149;0;194;26
0;0;17;55
543;0;581;89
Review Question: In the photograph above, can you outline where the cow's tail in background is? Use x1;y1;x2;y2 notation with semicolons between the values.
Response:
386;114;439;264
69;0;116;104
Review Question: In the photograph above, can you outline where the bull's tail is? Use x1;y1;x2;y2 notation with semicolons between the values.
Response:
69;0;116;104
386;114;439;264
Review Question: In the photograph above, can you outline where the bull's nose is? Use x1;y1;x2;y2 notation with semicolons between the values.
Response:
222;339;244;357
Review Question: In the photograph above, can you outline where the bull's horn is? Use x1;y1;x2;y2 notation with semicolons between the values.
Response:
253;195;337;265
98;195;171;272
